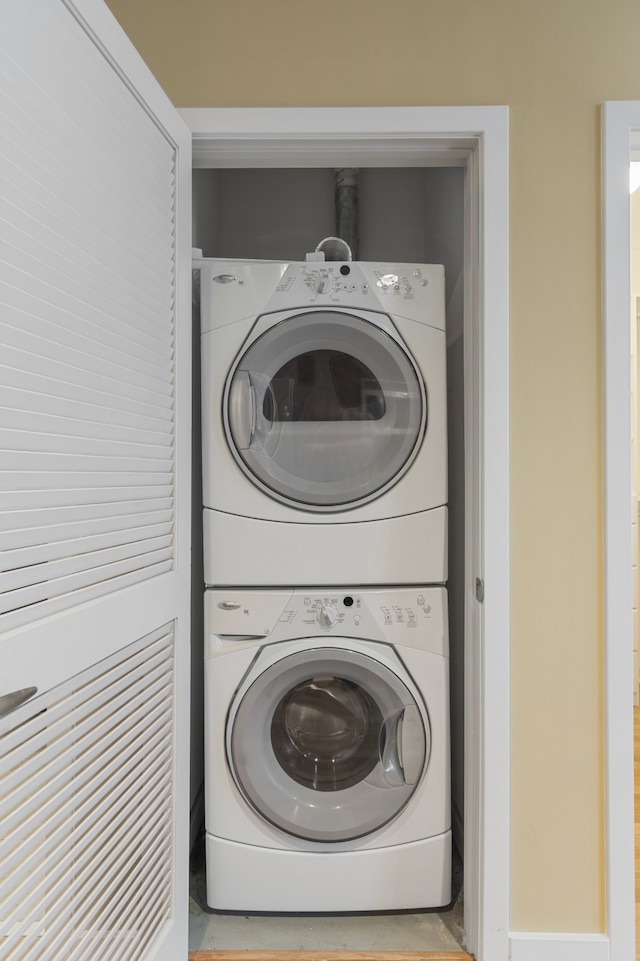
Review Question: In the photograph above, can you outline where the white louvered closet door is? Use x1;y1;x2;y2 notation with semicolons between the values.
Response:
0;1;192;960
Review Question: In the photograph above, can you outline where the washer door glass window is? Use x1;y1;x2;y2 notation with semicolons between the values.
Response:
225;312;425;510
228;647;429;842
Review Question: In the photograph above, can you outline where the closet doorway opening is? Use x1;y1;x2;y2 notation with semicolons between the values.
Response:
182;106;510;961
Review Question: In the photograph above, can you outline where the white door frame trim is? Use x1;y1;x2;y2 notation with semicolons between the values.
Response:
181;105;510;960
602;99;640;961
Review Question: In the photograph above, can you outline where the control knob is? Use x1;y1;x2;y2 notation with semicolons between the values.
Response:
317;603;338;628
311;273;333;295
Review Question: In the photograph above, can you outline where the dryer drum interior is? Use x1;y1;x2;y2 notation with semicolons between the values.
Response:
227;647;430;842
224;311;427;510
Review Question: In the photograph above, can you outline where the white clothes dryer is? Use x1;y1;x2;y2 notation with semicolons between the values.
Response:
198;259;448;586
203;585;451;912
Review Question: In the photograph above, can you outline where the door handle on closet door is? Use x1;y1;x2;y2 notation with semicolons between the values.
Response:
0;686;38;719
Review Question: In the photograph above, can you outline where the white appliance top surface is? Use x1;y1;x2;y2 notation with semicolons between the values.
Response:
205;585;448;657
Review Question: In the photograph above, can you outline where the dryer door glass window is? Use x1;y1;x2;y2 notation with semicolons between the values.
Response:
228;647;429;842
224;312;425;510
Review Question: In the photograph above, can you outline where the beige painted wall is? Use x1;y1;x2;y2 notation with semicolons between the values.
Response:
104;0;640;933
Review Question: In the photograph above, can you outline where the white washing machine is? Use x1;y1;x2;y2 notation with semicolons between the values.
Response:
198;259;448;586
204;585;451;912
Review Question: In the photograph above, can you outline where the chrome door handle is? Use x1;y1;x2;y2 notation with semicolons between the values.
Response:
378;704;425;788
379;709;406;787
228;370;256;450
0;686;38;719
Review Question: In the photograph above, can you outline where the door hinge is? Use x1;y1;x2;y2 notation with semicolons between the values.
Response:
475;577;485;603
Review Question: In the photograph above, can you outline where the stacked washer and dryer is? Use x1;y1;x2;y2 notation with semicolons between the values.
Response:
199;255;452;912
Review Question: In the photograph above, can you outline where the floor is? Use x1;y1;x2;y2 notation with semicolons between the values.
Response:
188;830;466;953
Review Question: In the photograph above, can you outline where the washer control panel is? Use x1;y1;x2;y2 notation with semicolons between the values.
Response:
205;586;448;657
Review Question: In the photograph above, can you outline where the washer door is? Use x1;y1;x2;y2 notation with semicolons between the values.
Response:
224;311;425;511
227;647;429;842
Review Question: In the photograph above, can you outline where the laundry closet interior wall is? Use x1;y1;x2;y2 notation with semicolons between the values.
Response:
191;165;467;852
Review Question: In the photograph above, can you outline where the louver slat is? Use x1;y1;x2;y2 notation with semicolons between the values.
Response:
0;555;173;616
0;388;172;433
1;451;172;474
2;411;172;448
1;653;171;801
1;637;170;756
0;0;178;633
0;346;174;405
0;263;175;353
0;627;175;961
2;513;172;558
0;471;173;493
1;537;172;594
0;497;174;532
0;486;173;512
0;157;173;293
0;216;174;326
1;312;174;384
0;370;174;423
1;710;171;906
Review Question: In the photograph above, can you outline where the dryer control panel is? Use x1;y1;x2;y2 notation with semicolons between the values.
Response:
270;262;445;328
197;259;446;331
205;586;448;657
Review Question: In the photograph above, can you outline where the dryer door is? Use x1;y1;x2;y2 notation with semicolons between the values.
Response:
227;647;429;842
224;311;425;510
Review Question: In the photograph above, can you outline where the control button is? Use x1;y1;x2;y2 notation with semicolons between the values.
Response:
354;615;361;626
343;596;354;608
217;600;241;610
417;594;425;605
317;604;339;628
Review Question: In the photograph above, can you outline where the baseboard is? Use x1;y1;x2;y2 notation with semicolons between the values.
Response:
508;932;609;961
